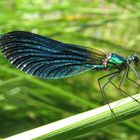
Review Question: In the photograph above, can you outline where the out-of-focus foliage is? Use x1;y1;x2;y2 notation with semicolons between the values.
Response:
0;0;140;139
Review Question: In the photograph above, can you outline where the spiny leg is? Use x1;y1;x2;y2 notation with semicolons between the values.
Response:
115;68;128;97
98;71;119;104
98;71;120;115
118;68;126;89
101;72;121;111
126;66;140;87
128;63;140;79
110;81;140;104
108;67;139;103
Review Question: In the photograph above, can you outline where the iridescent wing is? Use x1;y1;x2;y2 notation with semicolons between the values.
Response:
0;31;106;79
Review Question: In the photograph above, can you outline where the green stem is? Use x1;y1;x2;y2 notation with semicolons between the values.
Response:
5;93;140;140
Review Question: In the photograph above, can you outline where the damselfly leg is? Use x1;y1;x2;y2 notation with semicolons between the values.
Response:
118;68;126;88
109;67;139;103
98;67;140;115
98;71;120;115
126;66;140;86
110;81;139;104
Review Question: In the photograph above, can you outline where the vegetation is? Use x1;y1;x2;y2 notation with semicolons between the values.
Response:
0;0;140;139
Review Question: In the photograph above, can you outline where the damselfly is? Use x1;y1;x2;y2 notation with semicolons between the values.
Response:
0;31;139;111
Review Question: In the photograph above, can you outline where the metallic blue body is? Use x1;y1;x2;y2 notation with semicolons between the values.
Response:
108;53;126;69
0;31;128;79
0;31;106;79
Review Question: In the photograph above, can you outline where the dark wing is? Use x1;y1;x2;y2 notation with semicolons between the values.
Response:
0;31;106;79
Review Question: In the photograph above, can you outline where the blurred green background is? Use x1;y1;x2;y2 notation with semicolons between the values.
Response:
0;0;140;139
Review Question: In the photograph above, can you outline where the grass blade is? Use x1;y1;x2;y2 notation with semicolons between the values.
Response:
5;93;140;140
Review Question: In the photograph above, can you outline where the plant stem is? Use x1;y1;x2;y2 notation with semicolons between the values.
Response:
5;93;140;140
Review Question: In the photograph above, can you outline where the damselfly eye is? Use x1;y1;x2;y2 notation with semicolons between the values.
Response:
133;56;139;66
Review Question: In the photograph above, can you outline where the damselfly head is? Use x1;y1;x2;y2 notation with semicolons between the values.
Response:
127;54;140;79
128;54;140;67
